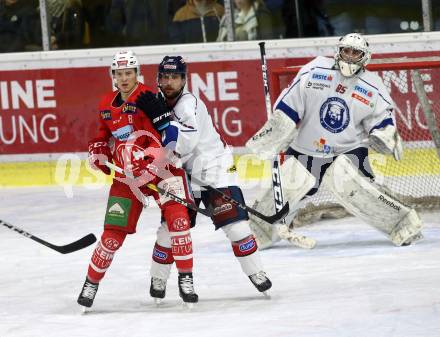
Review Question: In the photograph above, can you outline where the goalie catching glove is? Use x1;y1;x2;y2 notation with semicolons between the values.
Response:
369;125;403;161
136;91;172;131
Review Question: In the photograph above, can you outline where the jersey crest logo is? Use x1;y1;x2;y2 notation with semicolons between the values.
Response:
319;97;350;133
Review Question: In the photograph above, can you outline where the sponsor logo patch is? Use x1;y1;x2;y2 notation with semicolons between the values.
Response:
105;197;131;227
352;93;370;106
117;60;128;67
122;102;137;114
111;124;133;141
153;248;167;260
213;203;233;215
313;138;332;154
239;238;256;252
319;97;350;133
378;195;401;211
354;85;373;97
100;110;112;120
312;73;333;81
306;81;331;90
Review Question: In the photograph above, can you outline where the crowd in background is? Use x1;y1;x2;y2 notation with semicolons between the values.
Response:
0;0;439;53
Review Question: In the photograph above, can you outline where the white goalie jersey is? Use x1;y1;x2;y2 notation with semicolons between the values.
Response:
275;56;396;157
163;90;235;187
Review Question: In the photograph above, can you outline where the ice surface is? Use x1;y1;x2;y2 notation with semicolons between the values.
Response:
1;185;439;337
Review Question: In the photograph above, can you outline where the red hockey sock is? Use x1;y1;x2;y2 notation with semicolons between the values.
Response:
87;229;127;283
163;206;193;273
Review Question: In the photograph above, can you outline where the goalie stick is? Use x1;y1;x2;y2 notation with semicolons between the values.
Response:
257;42;316;249
104;161;213;217
188;175;290;224
1;219;97;254
258;42;286;223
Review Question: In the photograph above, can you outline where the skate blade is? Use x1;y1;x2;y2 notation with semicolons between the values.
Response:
80;305;91;314
182;301;196;310
153;298;163;306
262;291;271;299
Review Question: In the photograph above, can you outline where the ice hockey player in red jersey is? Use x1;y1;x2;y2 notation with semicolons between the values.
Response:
77;50;197;309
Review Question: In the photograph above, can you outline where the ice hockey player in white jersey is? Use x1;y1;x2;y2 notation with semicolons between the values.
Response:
246;33;423;249
135;56;272;303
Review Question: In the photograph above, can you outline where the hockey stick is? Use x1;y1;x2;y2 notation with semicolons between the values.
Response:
258;42;316;249
1;219;97;254
188;175;289;224
104;161;213;217
258;42;286;222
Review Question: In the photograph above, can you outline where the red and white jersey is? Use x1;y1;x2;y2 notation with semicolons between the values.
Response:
162;90;235;188
93;82;162;175
274;56;395;157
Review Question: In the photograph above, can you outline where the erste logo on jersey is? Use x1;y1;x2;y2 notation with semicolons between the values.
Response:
312;73;333;81
320;97;350;133
354;85;373;97
352;85;374;106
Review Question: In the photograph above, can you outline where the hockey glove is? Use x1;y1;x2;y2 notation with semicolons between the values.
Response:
136;91;172;131
88;138;113;175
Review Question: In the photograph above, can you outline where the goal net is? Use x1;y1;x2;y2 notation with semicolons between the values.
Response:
270;59;440;226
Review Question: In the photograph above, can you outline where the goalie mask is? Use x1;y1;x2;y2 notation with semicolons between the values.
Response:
335;33;371;77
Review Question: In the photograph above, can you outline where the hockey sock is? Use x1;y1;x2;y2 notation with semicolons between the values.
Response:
151;242;174;279
87;229;127;283
163;205;193;273
223;221;263;276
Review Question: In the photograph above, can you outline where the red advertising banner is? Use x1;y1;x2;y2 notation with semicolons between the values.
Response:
0;53;439;155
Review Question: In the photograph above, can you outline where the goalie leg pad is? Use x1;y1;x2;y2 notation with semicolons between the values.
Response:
249;155;316;248
322;154;422;246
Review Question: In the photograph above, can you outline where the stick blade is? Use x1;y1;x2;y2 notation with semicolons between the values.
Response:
54;233;97;254
261;202;290;224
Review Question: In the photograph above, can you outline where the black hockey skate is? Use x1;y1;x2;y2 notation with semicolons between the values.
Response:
150;277;167;303
249;271;272;293
178;273;198;304
77;278;99;308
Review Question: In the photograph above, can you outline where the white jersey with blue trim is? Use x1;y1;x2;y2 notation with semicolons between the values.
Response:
274;56;395;157
163;90;235;187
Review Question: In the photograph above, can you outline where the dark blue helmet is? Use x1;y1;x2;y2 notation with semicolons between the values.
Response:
158;56;187;78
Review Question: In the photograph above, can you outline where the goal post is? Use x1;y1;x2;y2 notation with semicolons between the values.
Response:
270;58;440;225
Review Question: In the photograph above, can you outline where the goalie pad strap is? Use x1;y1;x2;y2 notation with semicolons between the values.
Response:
322;155;422;246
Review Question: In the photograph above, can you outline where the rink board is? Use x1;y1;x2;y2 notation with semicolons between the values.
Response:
0;149;438;187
